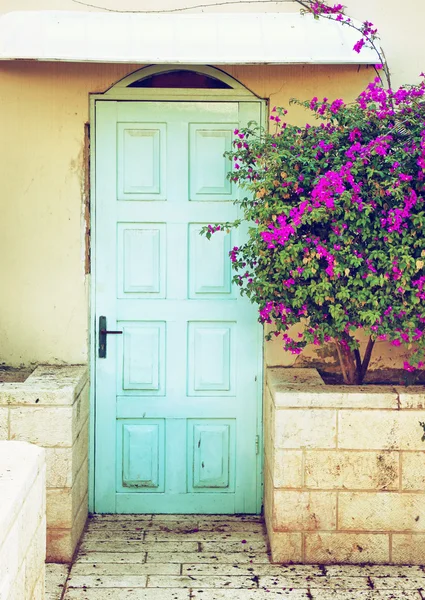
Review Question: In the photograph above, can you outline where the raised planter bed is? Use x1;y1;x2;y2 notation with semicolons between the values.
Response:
265;367;425;564
0;366;89;562
0;441;45;599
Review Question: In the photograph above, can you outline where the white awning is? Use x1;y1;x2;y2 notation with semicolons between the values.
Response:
0;10;379;65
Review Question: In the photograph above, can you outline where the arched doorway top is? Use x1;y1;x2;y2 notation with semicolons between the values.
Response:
103;65;261;101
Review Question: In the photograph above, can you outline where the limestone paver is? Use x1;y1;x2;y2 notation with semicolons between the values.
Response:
45;563;70;600
325;566;425;577
147;575;258;588
68;575;148;588
146;551;271;563
65;591;190;599
86;530;146;541
182;564;324;576
71;563;181;576
145;531;265;541
200;540;269;552
76;551;147;563
308;593;421;599
260;575;371;590
371;577;425;590
62;516;425;600
80;540;199;552
191;591;310;599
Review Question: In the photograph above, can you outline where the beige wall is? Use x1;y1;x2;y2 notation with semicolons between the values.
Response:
0;61;372;366
0;0;423;368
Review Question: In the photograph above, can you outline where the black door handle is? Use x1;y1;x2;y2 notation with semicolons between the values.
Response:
98;316;123;358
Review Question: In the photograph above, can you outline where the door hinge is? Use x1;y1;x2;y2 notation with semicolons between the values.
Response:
255;435;260;455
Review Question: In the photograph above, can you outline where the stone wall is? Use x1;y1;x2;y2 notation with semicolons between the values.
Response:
0;441;46;599
265;367;425;564
0;366;89;562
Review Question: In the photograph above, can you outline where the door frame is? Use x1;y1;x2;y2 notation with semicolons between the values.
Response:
88;64;267;513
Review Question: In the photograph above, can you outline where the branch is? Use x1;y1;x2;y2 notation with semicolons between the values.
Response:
361;336;375;381
354;348;362;381
291;0;391;88
71;0;291;13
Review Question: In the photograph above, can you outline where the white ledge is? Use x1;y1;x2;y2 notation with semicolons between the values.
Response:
0;11;379;65
0;365;88;406
267;367;425;409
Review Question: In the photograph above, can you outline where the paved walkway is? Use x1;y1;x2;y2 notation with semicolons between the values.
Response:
47;515;425;599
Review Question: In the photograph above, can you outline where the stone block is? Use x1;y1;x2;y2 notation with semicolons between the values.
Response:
269;531;302;563
24;517;46;599
46;493;88;563
263;387;275;471
7;566;25;600
274;449;303;488
268;367;325;386
263;458;273;536
72;491;88;549
395;387;425;409
401;452;425;491
392;534;425;565
275;409;336;449
73;417;89;480
304;532;390;564
0;407;8;440
277;388;399;409
0;442;45;599
9;406;73;447
338;411;425;450
0;522;19;592
73;459;89;518
0;366;88;407
304;450;399;490
273;491;336;531
45;447;73;488
339;492;425;531
45;418;88;489
46;528;73;564
30;573;45;600
72;382;89;443
47;488;72;529
19;469;46;558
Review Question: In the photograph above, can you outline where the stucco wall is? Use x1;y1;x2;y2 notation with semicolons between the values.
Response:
0;60;374;367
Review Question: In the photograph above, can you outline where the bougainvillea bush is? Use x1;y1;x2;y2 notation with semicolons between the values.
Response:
205;77;425;384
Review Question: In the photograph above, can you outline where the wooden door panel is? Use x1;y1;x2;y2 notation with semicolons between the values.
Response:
188;226;233;298
95;101;262;514
117;223;166;298
189;421;234;492
189;124;237;200
116;420;165;492
117;123;166;200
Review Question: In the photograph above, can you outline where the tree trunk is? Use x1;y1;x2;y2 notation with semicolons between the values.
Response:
334;339;360;385
334;336;375;385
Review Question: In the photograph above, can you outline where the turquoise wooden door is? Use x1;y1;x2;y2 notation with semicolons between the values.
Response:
94;101;262;514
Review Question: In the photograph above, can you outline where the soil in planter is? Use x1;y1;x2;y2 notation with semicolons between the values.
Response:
0;366;33;383
319;368;425;386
